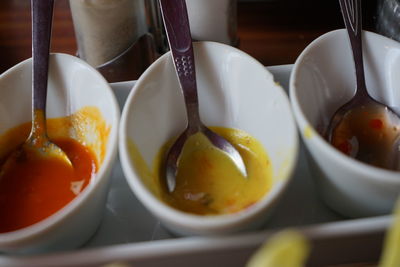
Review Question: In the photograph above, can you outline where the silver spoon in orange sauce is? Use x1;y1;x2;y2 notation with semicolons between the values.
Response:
0;0;71;178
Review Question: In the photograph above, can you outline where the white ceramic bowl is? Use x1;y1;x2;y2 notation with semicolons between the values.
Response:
0;53;120;253
290;29;400;218
119;41;298;236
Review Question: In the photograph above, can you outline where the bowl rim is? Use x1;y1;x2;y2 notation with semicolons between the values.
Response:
119;41;299;232
0;53;120;245
290;29;400;184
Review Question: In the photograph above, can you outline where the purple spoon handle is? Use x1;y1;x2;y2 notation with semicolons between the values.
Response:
339;0;369;100
32;0;54;113
159;0;201;131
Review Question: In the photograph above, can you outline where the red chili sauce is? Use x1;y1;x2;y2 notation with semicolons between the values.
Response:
0;137;96;233
330;103;400;170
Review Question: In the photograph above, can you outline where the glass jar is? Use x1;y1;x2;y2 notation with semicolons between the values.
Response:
69;0;168;82
69;0;147;67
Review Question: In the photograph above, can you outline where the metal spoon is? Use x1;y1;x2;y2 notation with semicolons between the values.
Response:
159;0;247;192
327;0;400;169
1;0;71;176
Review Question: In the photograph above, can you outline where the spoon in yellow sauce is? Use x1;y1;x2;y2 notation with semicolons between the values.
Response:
154;127;272;215
158;0;247;192
0;0;71;177
327;0;400;170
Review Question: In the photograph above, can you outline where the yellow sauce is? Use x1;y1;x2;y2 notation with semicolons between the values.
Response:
129;127;273;215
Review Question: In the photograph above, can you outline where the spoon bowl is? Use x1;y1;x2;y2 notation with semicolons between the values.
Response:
326;0;400;170
159;0;247;192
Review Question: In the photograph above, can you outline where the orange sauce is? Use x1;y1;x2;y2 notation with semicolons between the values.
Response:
0;138;96;233
0;106;108;233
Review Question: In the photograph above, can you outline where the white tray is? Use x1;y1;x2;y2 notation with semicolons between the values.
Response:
0;65;392;267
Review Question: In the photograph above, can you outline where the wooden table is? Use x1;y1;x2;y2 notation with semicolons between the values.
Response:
0;0;378;79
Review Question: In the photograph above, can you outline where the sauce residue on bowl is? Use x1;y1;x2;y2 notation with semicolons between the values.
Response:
0;106;109;233
129;127;273;215
330;103;400;170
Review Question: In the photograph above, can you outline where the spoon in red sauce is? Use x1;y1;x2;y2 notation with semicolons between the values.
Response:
0;0;71;177
327;0;400;170
159;0;247;192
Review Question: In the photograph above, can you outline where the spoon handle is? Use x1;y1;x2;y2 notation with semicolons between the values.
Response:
339;0;368;98
159;0;201;130
31;0;54;113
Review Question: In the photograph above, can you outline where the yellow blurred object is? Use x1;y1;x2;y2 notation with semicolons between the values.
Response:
379;198;400;267
246;229;310;267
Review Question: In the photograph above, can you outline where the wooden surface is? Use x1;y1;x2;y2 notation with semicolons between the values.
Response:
0;0;379;79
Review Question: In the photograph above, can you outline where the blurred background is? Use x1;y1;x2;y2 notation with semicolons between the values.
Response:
0;0;384;78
